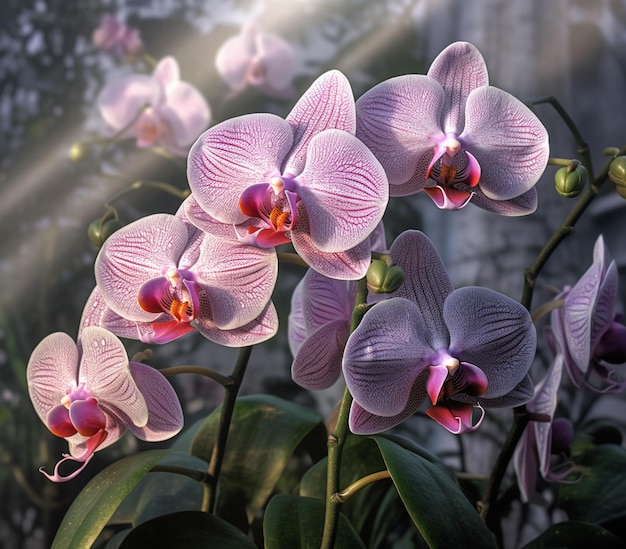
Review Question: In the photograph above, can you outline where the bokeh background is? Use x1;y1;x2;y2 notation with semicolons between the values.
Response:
1;0;625;547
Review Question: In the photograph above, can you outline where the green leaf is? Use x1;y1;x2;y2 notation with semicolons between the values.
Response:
559;444;626;528
263;494;366;549
521;520;626;549
118;510;256;549
189;394;327;523
51;449;171;549
372;435;497;549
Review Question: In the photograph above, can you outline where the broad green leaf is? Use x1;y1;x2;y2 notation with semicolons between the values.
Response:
521;520;626;549
559;444;626;528
51;449;171;549
300;434;390;537
372;435;497;549
190;394;327;523
264;494;366;549
118;510;256;549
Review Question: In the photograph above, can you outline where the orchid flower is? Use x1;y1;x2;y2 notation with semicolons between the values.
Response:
513;355;575;502
342;230;536;435
98;56;210;156
92;14;143;60
216;23;296;99
288;223;387;389
551;235;626;393
356;41;549;214
187;69;389;280
27;327;183;481
94;212;278;347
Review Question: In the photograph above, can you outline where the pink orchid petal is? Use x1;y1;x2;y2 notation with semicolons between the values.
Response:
388;230;453;349
288;278;307;356
299;268;354;333
153;56;180;89
284;70;356;175
469;186;538;216
79;327;149;429
40;430;107;482
215;27;255;91
426;41;489;134
455;374;534;408
356;74;445;185
297;129;388;253
444;287;536;398
195;300;279;347
193;237;277;329
47;405;77;438
513;423;539;502
343;298;431;417
150;319;196;343
291;319;350;390
69;398;107;437
423;185;473;210
181;195;240;241
461;86;549;200
188;113;294;224
348;397;422;435
291;207;372;280
426;402;484;434
254;31;295;91
27;332;79;426
426;365;449;405
125;362;183;441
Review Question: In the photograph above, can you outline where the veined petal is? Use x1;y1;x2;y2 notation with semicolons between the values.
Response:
349;394;423;435
160;81;210;152
79;327;149;429
356;74;445;186
513;423;539;502
426;41;488;134
299;268;354;333
291;319;350;390
389;230;453;349
469;186;538;216
463;373;534;408
444;287;536;398
284;70;356;175
343;298;432;416
188;113;294;224
291;207;372;280
193;237;277;329
195;300;279;347
125;362;183;441
288;277;307;355
95;214;191;322
27;333;79;426
462;86;549;200
181;195;240;241
297;129;388;253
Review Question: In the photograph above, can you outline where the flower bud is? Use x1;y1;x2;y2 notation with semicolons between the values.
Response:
88;218;123;247
366;259;405;294
554;162;587;198
609;156;626;198
550;417;574;455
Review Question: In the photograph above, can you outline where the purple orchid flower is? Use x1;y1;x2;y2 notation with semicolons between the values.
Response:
98;56;210;156
356;41;549;215
27;326;183;481
551;235;626;393
92;14;143;60
342;230;536;435
94;212;278;346
513;355;575;502
187;69;389;280
216;23;296;99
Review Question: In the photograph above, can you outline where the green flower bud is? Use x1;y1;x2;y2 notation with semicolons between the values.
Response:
366;259;405;294
609;156;626;198
554;162;587;198
88;218;123;247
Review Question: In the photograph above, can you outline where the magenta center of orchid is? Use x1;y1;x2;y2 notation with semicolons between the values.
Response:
239;175;300;248
138;268;201;324
48;383;107;439
247;57;267;85
135;108;164;147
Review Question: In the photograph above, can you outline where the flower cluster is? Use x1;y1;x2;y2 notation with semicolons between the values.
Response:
92;15;143;60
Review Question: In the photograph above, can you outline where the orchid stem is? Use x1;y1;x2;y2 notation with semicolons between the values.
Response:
320;277;369;549
480;144;626;534
332;470;391;504
160;365;234;387
202;346;253;514
276;251;310;268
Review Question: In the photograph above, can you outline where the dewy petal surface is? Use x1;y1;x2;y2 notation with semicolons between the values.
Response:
297;129;388;253
188;113;294;224
343;297;432;417
356;74;445;186
444;287;536;398
284;70;356;176
426;41;489;134
461;86;549;200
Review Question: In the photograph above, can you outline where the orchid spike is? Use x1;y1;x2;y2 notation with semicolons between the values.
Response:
513;355;576;502
551;235;626;393
216;23;296;99
187;69;389;280
92;14;143;61
93;212;278;347
356;41;549;215
342;230;536;434
98;56;210;156
27;327;183;481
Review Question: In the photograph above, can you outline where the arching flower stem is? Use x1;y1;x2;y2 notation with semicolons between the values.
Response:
160;365;235;388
